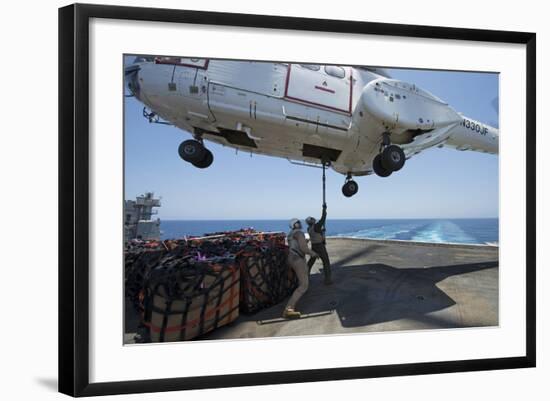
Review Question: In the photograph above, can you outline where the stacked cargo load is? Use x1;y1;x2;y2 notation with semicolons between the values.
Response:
144;256;240;342
125;246;167;312
124;230;297;342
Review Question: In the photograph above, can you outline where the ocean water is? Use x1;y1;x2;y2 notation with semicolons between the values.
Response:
161;218;498;245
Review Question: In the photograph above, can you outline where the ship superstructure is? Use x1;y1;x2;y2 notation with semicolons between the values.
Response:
124;192;161;241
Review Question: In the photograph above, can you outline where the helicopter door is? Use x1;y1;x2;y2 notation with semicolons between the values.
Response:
284;64;352;114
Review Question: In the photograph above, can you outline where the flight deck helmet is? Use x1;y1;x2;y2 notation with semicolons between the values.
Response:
305;216;316;226
289;218;302;230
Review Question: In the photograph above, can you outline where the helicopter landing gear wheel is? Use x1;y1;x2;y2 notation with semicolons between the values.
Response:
178;139;206;164
373;154;393;177
342;175;359;197
381;145;406;172
192;149;214;168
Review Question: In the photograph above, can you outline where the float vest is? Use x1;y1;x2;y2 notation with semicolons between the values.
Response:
308;225;325;245
287;228;305;258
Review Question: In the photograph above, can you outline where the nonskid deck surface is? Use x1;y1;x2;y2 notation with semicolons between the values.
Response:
125;238;498;342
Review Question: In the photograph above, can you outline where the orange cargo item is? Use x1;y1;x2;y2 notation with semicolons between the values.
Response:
143;261;239;342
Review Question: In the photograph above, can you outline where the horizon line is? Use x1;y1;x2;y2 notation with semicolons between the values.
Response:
159;217;499;221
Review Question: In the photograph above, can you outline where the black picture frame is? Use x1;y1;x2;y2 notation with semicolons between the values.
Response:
59;3;536;397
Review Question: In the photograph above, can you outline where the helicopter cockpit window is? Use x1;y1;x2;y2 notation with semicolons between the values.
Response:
133;56;155;63
324;65;346;78
299;64;321;71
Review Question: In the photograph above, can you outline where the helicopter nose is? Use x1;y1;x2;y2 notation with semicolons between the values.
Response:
125;64;141;98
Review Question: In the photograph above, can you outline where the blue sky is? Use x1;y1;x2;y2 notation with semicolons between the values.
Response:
124;61;499;220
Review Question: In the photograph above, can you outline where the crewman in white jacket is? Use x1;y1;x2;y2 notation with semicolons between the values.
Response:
284;218;318;318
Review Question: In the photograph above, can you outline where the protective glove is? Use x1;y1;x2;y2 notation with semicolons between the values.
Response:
322;203;327;210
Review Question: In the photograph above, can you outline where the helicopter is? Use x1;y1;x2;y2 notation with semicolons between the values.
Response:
125;56;498;197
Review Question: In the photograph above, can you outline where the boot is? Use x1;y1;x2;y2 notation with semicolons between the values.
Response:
283;308;301;319
324;267;333;285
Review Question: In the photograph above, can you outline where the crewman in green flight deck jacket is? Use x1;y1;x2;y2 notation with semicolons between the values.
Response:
306;203;332;285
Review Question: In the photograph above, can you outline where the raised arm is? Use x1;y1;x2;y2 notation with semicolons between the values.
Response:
315;204;327;232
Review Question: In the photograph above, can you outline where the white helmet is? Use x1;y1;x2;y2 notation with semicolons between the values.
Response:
289;218;302;229
305;216;316;225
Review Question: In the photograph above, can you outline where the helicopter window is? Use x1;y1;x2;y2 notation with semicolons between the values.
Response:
324;65;345;78
300;64;321;71
133;56;155;63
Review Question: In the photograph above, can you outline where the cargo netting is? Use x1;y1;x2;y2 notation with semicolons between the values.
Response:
144;257;240;342
124;230;297;342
